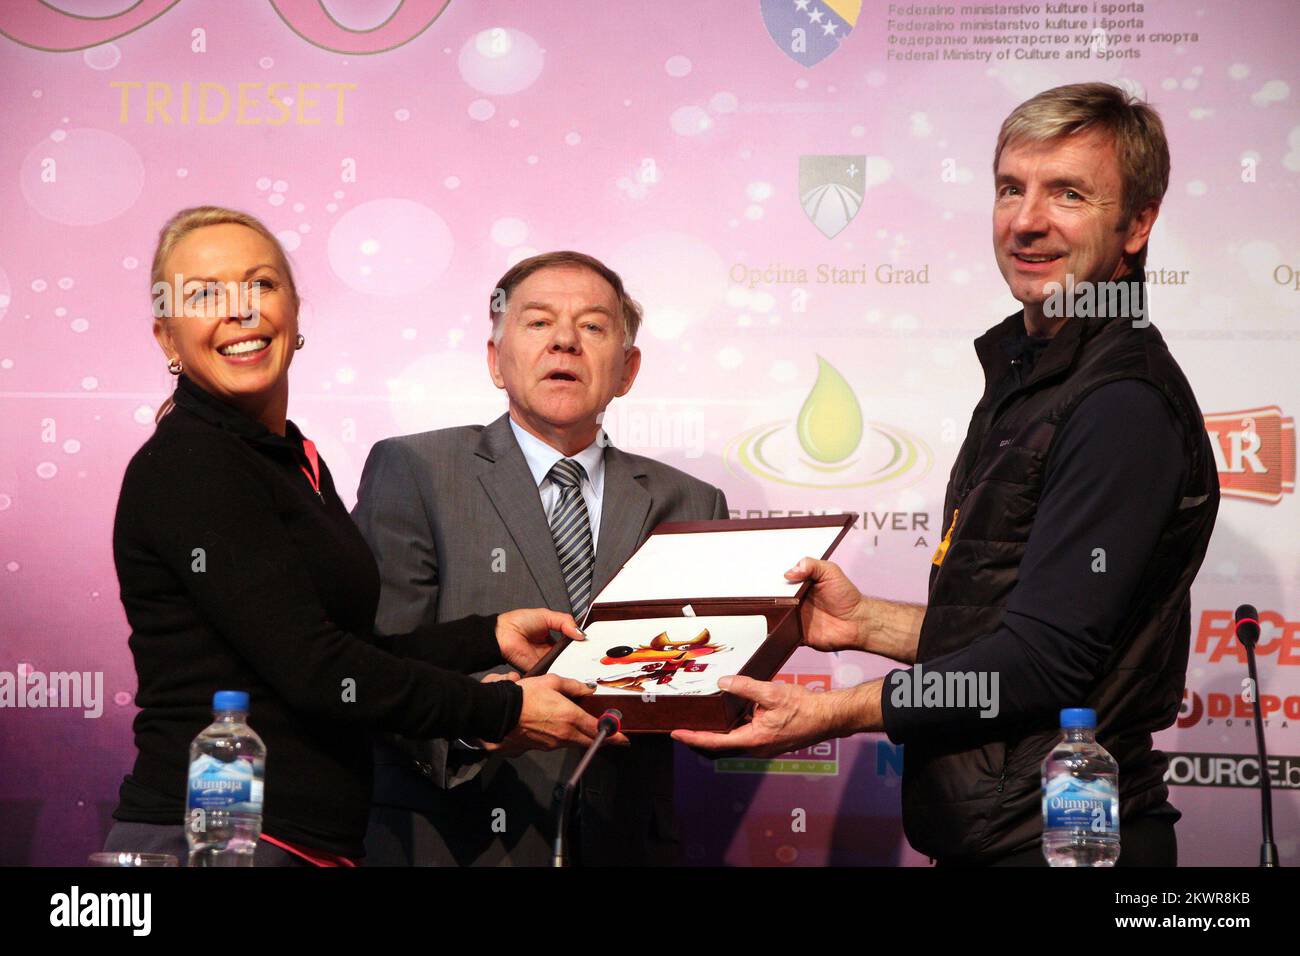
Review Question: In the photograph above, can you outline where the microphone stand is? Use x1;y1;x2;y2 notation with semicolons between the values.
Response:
1244;644;1278;867
552;710;621;868
1236;606;1279;867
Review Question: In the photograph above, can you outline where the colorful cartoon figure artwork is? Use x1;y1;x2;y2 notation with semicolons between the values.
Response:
595;629;728;693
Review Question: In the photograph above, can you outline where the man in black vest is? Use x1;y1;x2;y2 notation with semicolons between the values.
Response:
675;83;1219;866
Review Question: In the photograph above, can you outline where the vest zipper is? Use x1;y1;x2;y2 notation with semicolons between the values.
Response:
995;741;1016;794
955;358;1053;500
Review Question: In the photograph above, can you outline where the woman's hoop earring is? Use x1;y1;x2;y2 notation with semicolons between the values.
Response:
167;357;183;375
295;334;305;350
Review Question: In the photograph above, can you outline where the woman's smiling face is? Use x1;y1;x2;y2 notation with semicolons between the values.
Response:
154;222;298;421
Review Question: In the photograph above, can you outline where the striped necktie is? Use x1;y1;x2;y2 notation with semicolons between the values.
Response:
547;458;595;621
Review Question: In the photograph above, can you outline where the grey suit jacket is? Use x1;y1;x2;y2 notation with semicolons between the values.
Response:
352;412;728;866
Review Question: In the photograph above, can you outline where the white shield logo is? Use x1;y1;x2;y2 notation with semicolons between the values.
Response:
799;155;865;239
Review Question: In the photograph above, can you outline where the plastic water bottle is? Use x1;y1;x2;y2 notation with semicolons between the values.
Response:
186;690;265;867
1041;707;1120;866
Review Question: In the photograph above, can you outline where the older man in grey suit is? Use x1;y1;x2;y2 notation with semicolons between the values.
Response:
353;251;728;866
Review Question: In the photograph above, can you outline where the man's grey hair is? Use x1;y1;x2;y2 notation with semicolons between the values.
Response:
489;250;642;348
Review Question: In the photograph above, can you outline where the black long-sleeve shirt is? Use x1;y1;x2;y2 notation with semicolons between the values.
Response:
111;375;522;857
881;333;1188;743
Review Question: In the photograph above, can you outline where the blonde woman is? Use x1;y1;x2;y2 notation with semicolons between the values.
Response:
104;207;613;866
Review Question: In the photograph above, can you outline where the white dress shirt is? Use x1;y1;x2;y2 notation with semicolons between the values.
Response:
508;417;606;553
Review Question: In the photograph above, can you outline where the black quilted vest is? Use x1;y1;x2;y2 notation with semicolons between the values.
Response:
906;279;1220;863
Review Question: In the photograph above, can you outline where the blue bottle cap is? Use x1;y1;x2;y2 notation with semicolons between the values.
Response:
1060;707;1096;729
213;690;250;712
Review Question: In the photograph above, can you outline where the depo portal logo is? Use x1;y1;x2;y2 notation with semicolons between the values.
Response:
725;356;933;489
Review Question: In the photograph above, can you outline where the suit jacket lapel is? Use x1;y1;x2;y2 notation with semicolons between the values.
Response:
476;414;572;613
591;445;652;602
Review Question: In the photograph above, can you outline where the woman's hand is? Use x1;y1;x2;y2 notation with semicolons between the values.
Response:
495;608;585;673
494;675;629;755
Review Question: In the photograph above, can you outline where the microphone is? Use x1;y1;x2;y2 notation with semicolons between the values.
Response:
597;709;622;737
1233;603;1277;867
552;709;623;868
1234;604;1260;648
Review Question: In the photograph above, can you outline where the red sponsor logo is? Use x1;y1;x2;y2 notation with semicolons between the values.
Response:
1178;688;1300;728
772;672;831;693
1204;407;1296;504
1194;609;1300;665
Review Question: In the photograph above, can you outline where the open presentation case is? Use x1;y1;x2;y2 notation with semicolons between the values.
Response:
531;514;854;732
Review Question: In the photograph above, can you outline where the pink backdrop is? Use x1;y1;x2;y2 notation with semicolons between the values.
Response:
1;0;1297;865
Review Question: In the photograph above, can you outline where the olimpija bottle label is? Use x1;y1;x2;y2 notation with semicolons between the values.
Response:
1043;776;1118;833
187;754;263;813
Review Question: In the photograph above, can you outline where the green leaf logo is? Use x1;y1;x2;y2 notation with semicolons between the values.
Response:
795;356;863;464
